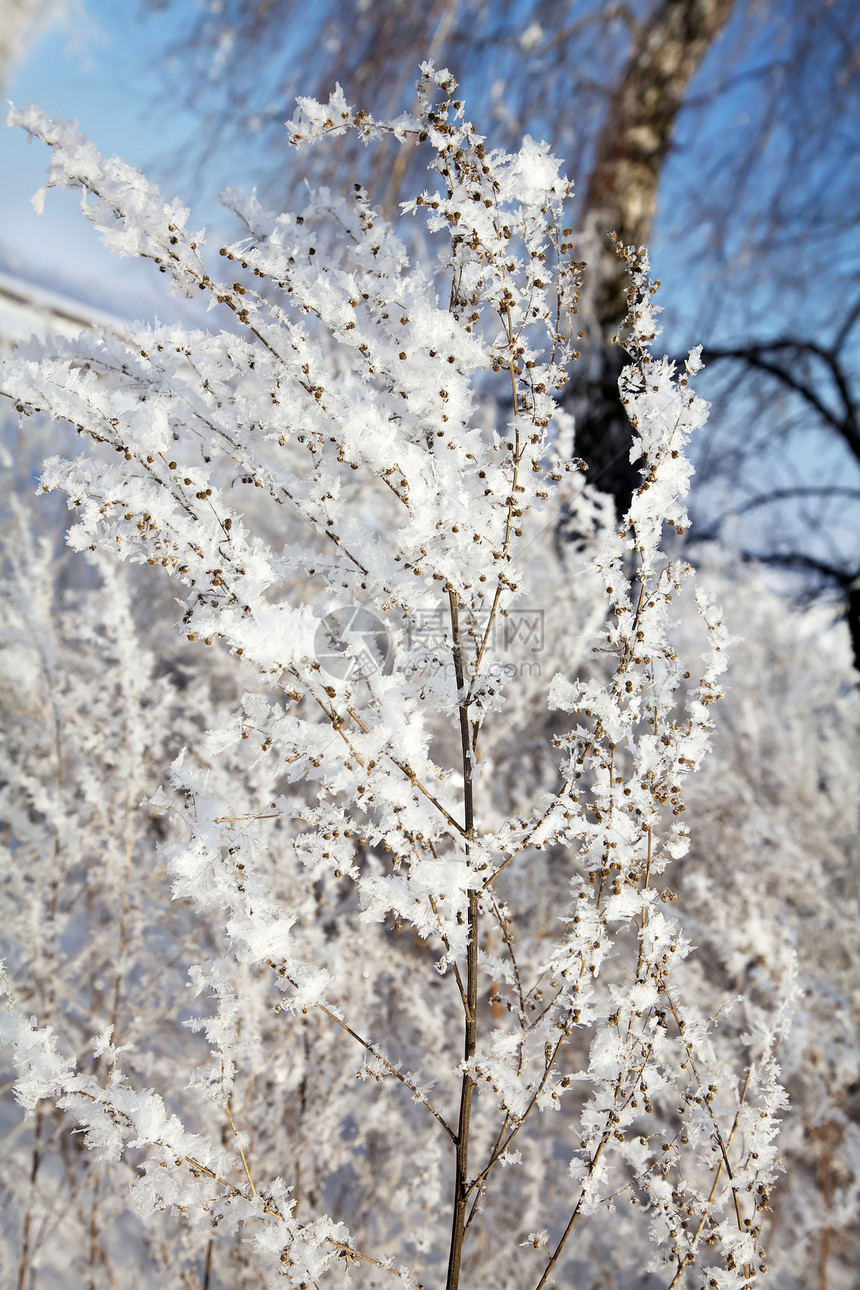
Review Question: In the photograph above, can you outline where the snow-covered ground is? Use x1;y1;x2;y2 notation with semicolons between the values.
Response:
0;266;126;346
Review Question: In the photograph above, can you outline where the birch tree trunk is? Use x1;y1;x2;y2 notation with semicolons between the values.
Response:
569;0;736;514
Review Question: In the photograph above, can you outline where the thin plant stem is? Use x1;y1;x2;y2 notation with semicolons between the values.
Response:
444;589;478;1290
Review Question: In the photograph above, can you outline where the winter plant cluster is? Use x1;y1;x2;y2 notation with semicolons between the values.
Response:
0;65;857;1289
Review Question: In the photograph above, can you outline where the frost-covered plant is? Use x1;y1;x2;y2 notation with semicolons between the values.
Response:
1;66;791;1288
669;555;860;1289
0;496;244;1287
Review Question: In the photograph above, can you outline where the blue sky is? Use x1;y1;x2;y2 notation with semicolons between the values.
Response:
0;0;240;318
